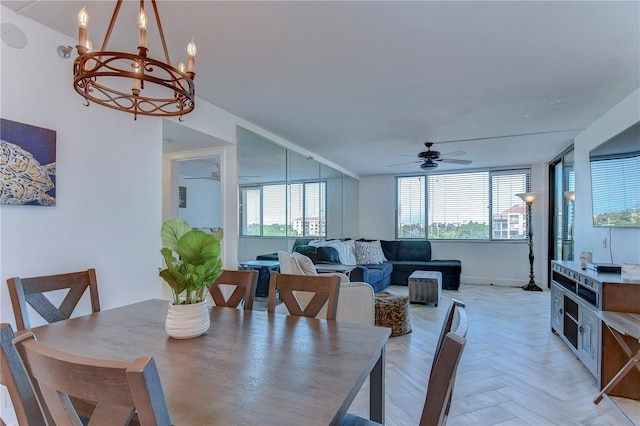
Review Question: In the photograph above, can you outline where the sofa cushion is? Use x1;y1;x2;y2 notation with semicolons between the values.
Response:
355;241;387;265
396;240;432;261
294;245;341;264
380;240;398;260
364;262;393;279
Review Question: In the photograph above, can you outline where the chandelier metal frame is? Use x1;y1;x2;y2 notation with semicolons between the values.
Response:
73;0;195;120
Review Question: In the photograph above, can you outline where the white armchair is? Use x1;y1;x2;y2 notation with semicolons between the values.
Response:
276;251;374;325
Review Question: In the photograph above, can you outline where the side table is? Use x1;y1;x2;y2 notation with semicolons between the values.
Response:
314;264;356;278
239;260;279;297
408;270;442;306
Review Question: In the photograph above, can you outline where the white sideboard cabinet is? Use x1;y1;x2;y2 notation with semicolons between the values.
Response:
551;260;640;389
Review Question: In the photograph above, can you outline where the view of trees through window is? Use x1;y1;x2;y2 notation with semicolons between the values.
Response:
240;182;326;237
396;169;530;240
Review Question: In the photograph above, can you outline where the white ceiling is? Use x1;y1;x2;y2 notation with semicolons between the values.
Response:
5;1;639;177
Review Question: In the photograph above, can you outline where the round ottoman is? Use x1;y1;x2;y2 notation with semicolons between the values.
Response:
374;291;411;336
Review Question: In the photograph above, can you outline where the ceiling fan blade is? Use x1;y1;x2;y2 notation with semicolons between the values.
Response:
387;160;421;167
441;150;466;158
439;158;473;165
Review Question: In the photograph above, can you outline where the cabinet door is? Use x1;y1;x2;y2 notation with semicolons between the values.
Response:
578;307;599;376
551;284;564;332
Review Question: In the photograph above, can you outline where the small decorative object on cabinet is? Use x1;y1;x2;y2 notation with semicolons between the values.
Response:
159;218;223;339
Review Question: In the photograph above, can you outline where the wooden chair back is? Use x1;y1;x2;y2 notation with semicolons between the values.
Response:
0;323;49;426
209;270;258;310
7;269;100;331
420;333;467;426
12;332;171;426
431;299;466;375
267;272;340;320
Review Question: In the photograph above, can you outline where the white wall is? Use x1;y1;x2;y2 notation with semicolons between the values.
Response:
574;89;640;265
0;7;163;327
177;176;221;230
358;164;549;287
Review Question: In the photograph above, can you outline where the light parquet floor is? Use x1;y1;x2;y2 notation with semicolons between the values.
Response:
347;284;640;426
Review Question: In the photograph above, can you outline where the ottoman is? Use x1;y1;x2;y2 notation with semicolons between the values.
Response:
408;270;442;306
374;292;411;336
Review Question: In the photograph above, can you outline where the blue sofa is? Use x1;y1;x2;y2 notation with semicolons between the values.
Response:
380;240;461;290
291;238;461;291
291;243;391;293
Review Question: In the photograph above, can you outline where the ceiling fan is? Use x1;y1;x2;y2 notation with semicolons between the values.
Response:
389;142;473;170
185;165;260;182
185;169;222;181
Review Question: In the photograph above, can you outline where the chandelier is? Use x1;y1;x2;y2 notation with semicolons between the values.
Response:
74;0;196;120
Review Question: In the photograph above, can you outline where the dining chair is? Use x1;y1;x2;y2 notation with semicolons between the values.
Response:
278;251;374;325
210;269;258;310
267;272;341;320
429;299;467;422
340;332;467;426
432;299;467;378
0;323;49;426
12;331;171;426
6;268;100;331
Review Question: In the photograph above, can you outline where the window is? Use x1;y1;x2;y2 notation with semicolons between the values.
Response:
240;181;326;237
396;169;529;240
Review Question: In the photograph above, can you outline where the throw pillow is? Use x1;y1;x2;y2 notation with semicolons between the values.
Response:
354;240;387;265
308;239;325;247
278;251;304;275
292;252;318;276
336;240;358;265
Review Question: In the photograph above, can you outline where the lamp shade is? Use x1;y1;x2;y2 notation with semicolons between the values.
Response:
516;192;537;204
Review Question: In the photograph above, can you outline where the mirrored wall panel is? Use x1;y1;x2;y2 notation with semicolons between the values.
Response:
237;127;358;262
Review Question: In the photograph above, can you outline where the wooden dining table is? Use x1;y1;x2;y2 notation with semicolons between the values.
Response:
29;299;391;425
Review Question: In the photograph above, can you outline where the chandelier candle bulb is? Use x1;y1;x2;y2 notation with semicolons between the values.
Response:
138;8;147;49
133;66;141;91
77;6;88;52
187;38;196;73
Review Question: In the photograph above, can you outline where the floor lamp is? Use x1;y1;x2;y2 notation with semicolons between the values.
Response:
516;192;543;291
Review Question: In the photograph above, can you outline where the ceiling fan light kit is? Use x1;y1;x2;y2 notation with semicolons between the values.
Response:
420;159;439;170
73;0;196;120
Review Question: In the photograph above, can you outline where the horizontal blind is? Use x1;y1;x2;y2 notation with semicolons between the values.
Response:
396;176;425;238
491;170;528;240
428;172;489;239
591;156;640;225
240;187;261;236
288;183;304;236
262;184;287;236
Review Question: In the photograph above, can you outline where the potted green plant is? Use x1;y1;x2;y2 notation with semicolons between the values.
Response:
159;218;223;339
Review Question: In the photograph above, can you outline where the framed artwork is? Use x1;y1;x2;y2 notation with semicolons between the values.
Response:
1;118;56;206
179;186;187;208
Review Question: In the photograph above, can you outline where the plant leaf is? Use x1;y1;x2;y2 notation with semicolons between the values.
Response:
178;230;220;266
161;219;192;251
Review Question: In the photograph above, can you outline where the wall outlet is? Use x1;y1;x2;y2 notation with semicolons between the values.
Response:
603;238;608;249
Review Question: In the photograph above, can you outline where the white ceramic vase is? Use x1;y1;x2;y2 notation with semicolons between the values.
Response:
165;300;210;339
